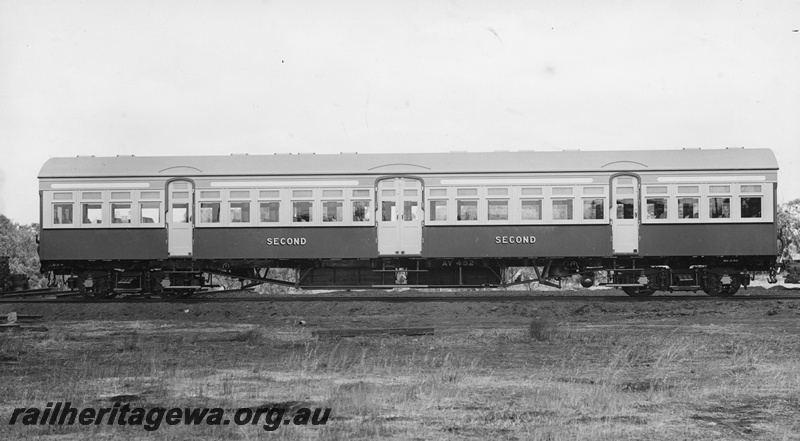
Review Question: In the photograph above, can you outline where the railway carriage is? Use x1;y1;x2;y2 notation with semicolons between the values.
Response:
37;148;779;298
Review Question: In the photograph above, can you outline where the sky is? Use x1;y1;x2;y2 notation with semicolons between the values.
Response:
1;0;799;224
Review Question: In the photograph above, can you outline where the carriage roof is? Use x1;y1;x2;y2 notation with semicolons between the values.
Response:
39;148;778;179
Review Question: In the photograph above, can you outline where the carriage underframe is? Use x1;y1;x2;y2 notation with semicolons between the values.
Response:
43;253;777;299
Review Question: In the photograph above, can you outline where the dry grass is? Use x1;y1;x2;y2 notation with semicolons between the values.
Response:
1;317;799;440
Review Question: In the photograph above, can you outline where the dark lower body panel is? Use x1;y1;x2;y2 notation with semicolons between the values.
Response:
38;223;778;293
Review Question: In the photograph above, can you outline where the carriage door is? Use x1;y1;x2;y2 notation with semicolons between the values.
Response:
167;180;194;256
377;178;423;255
612;175;639;254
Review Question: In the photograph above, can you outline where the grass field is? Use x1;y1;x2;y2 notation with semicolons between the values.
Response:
1;296;799;439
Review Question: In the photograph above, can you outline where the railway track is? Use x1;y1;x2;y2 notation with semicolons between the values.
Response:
1;289;799;304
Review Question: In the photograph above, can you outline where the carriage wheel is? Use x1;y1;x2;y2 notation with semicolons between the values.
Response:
703;279;741;297
181;289;197;299
621;287;656;297
80;277;113;299
81;288;111;299
158;289;185;299
159;289;196;299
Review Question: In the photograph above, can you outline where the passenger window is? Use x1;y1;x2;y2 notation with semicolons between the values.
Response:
521;200;542;221
553;199;573;220
352;200;371;222
292;201;313;222
709;197;730;219
583;199;604;220
140;202;160;224
259;202;280;223
82;203;102;224
323;201;343;222
111;203;131;223
457;200;478;221
53;203;74;225
678;198;699;219
741;197;762;218
488;200;508;221
200;202;220;223
615;199;634;219
646;198;668;219
229;202;251;223
429;200;447;221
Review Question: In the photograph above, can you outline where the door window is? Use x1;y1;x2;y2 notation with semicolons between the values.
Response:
172;203;189;223
403;201;419;221
382;201;396;221
616;198;634;219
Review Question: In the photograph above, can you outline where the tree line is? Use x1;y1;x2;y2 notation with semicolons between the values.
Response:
0;214;47;289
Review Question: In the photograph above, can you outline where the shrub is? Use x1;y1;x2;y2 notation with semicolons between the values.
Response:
529;318;557;342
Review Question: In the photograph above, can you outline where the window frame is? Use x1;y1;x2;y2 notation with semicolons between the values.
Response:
138;190;164;227
456;199;479;222
674;185;701;222
708;194;732;221
520;198;543;223
291;189;315;224
110;201;133;225
740;196;763;219
226;190;252;225
52;201;76;227
641;185;670;223
257;189;282;225
581;197;605;221
426;187;449;224
139;200;162;225
487;198;510;222
351;188;373;224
